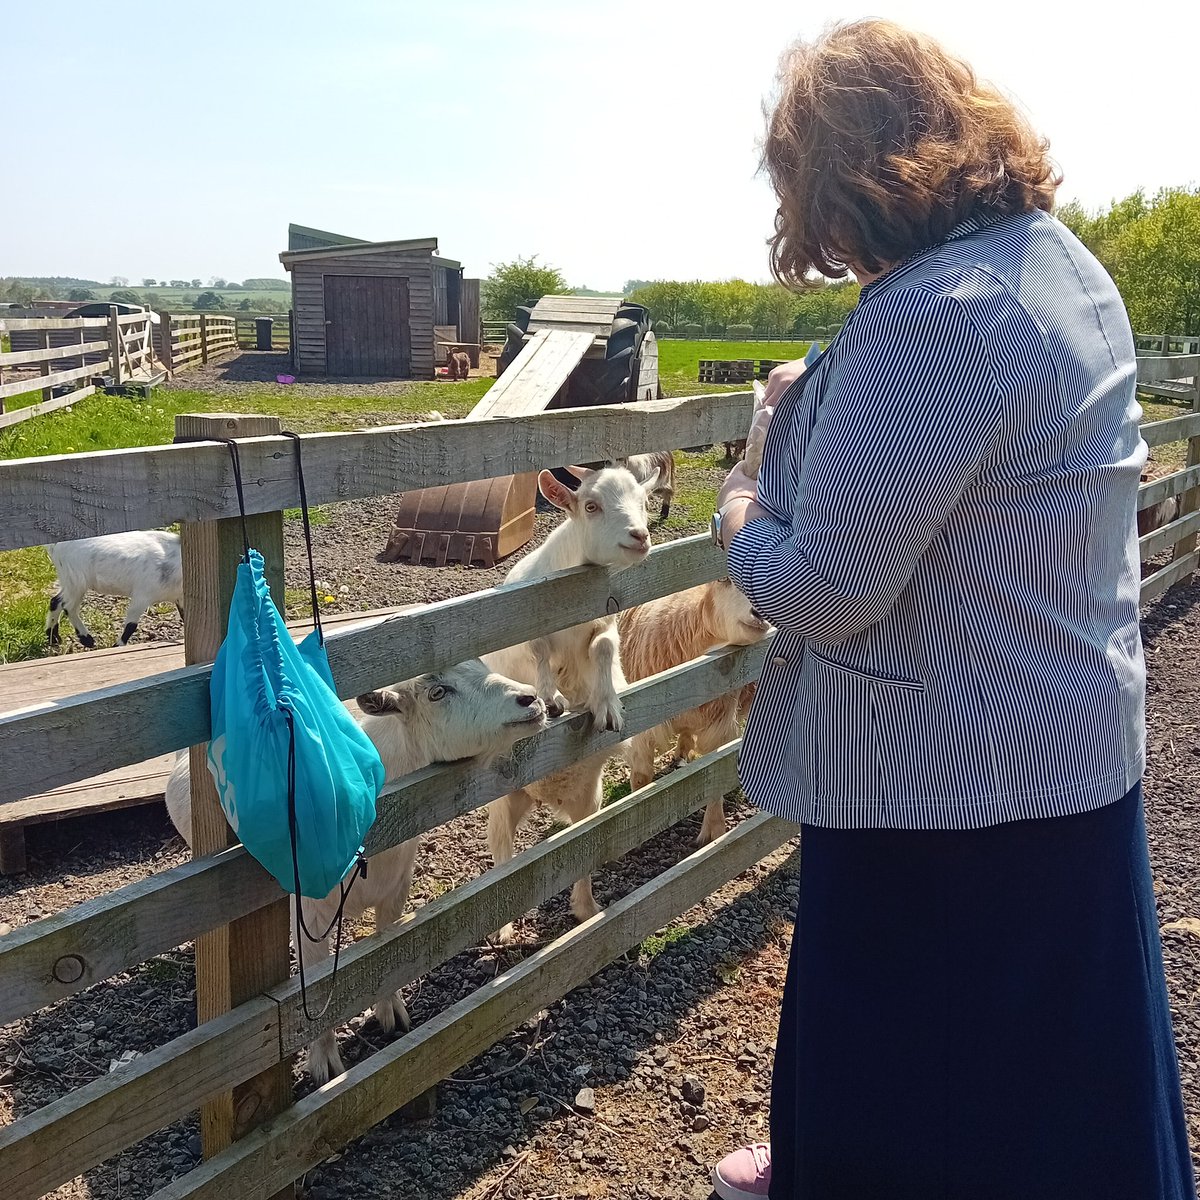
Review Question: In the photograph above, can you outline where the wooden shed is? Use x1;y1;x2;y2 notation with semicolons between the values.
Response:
279;223;481;378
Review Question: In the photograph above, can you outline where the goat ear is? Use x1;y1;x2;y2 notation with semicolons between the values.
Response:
639;468;661;497
563;464;592;481
538;470;577;512
355;687;412;716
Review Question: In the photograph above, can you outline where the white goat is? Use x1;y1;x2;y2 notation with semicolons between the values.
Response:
483;465;658;942
46;530;183;649
164;658;546;1083
619;579;769;845
614;451;676;520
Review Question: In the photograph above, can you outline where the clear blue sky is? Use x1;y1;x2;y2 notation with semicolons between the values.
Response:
3;1;1197;289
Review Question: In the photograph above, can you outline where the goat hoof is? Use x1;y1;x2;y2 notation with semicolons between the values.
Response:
547;701;565;719
80;634;96;649
306;1039;345;1085
571;896;603;923
695;822;726;848
373;991;411;1036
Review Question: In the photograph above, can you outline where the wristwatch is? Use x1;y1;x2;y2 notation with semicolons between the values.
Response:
710;499;741;550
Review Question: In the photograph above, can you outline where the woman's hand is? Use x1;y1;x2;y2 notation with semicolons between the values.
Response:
763;357;807;406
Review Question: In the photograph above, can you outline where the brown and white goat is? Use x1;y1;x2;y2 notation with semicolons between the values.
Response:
164;658;546;1082
448;350;471;380
618;578;769;845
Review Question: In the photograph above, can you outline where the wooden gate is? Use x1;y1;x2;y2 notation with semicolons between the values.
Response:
323;274;411;376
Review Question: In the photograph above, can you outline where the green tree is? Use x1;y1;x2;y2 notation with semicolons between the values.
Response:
142;278;157;287
67;287;96;301
193;290;227;310
0;278;35;304
481;255;567;321
1108;188;1200;335
109;288;143;305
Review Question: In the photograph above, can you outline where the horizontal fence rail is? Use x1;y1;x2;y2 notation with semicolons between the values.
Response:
0;392;754;550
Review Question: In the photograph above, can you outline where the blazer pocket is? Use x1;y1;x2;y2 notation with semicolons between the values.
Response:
806;647;926;693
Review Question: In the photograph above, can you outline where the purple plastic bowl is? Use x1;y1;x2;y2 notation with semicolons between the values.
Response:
276;374;295;385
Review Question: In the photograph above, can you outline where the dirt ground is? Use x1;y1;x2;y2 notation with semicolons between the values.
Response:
3;467;1199;1197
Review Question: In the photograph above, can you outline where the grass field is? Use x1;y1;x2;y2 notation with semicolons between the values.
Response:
657;338;817;392
76;286;291;312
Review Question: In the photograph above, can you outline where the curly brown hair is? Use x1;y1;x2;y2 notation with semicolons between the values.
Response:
763;20;1061;283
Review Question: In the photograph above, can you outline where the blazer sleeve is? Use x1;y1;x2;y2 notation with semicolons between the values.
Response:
727;290;1003;645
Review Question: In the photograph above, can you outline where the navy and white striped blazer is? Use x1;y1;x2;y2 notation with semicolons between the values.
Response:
728;210;1146;830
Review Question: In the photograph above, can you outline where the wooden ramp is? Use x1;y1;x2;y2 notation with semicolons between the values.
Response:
0;605;411;873
382;328;596;567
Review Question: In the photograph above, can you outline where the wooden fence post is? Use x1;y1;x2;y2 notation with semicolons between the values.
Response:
108;306;123;386
1172;370;1200;572
157;312;174;375
38;329;52;403
175;412;294;1198
200;314;210;364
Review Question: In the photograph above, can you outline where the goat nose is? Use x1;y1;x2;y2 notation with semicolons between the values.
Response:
629;528;649;546
516;693;539;707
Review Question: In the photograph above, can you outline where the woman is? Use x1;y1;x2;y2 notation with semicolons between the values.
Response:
708;20;1195;1200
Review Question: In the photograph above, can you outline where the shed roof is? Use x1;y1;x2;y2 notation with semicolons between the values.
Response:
279;233;462;271
287;223;368;252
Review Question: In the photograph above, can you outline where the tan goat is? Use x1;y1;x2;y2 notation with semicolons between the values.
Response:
618;578;769;845
448;350;471;380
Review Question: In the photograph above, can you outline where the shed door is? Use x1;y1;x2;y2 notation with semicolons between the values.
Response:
324;274;411;376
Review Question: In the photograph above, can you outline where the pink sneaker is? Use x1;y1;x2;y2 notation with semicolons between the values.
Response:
712;1141;772;1199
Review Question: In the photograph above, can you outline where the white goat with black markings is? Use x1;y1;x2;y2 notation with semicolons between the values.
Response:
46;530;183;649
483;464;659;942
164;658;546;1083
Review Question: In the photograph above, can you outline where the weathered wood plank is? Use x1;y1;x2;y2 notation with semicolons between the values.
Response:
0;318;108;331
145;813;793;1200
0;745;740;1199
1140;509;1200;561
1137;354;1200;385
0;998;280;1200
0;392;753;551
0;360;106;401
1137;463;1200;511
1142;411;1200;448
0;386;95;430
468;329;594;420
1140;550;1200;603
1170;375;1200;567
0;638;765;1022
0;535;728;805
0;340;110;367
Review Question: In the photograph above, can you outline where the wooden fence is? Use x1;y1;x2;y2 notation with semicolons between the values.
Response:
155;314;240;374
0;357;1197;1199
0;310;159;430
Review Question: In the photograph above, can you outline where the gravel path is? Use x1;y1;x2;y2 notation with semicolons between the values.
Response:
4;532;1199;1198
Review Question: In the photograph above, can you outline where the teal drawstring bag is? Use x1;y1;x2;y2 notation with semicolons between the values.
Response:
204;434;384;905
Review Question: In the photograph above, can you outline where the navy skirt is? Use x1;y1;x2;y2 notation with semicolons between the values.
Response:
769;785;1196;1199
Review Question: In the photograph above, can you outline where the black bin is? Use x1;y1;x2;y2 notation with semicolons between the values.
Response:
254;317;274;351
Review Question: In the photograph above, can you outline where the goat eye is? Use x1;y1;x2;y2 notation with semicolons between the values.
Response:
585;501;600;513
428;685;446;702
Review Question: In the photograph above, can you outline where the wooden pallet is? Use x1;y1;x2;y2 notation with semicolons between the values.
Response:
0;605;413;873
697;358;787;384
